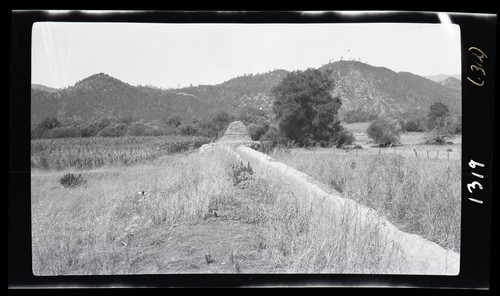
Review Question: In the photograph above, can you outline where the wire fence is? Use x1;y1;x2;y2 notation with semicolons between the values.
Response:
348;146;462;160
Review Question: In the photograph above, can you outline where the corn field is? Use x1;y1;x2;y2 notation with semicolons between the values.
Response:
31;135;210;170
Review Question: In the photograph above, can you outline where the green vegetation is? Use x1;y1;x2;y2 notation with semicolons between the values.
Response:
31;111;234;141
399;117;426;132
366;118;402;146
31;70;289;128
59;173;87;188
425;102;462;144
271;68;350;147
230;161;254;188
342;108;378;124
247;117;270;141
31;116;62;139
32;61;461;143
31;135;210;170
427;102;450;129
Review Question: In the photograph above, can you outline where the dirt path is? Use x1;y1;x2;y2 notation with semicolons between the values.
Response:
125;218;277;274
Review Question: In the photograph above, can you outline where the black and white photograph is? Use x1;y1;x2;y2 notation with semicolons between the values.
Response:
9;9;495;289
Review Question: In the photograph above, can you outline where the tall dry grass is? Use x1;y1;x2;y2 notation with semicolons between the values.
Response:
31;150;237;275
32;143;459;275
269;147;461;252
235;173;404;273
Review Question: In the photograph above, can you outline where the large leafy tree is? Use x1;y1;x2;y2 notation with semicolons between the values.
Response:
427;102;450;130
425;102;461;144
211;111;232;131
271;68;342;146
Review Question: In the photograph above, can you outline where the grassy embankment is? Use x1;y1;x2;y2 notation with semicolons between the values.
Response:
31;134;460;275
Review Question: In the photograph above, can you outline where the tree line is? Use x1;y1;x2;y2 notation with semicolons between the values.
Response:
32;68;461;148
30;105;273;142
365;102;461;147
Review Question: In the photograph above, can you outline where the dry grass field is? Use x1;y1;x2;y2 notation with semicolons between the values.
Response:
269;148;461;252
267;122;461;252
31;150;402;274
32;150;271;275
31;126;461;275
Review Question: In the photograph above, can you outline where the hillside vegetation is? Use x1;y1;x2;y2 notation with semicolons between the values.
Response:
31;61;460;128
31;70;287;127
320;61;460;121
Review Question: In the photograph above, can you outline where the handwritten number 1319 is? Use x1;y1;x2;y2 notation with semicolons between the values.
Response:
468;159;485;204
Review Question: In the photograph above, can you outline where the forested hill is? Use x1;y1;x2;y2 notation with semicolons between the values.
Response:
31;62;460;127
31;70;288;127
319;61;461;120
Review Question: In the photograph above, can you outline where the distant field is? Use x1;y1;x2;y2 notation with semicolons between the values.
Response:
31;135;210;170
343;122;462;160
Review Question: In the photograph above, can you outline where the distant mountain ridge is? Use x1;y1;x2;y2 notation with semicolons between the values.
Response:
31;84;60;93
31;61;461;127
438;77;461;91
424;74;461;83
319;61;460;119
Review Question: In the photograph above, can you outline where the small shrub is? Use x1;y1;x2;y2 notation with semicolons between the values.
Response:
260;126;289;147
332;128;355;148
81;118;114;137
126;122;147;136
402;119;425;132
179;124;198;136
59;173;87;188
230;161;254;188
98;123;128;137
164;115;182;127
366;118;401;146
423;129;449;145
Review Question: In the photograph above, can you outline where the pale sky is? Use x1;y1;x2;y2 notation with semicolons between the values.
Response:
32;22;461;89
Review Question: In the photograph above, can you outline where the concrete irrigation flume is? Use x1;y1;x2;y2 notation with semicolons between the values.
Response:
200;121;460;275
